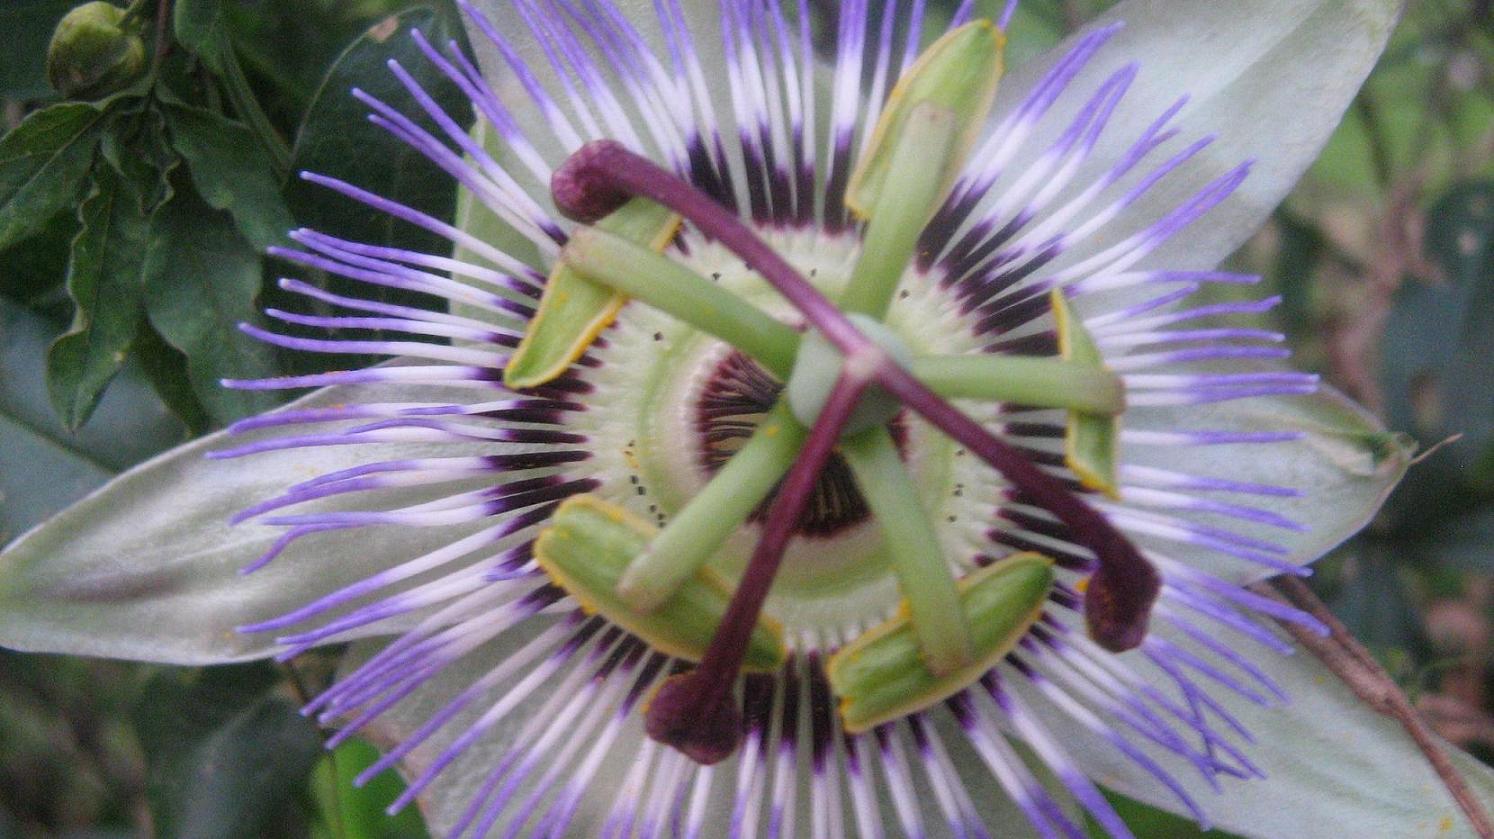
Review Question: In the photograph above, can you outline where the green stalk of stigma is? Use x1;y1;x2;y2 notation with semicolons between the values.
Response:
561;227;800;378
842;427;974;675
617;404;806;613
911;354;1126;415
838;102;959;319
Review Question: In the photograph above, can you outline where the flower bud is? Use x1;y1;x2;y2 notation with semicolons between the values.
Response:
47;2;147;99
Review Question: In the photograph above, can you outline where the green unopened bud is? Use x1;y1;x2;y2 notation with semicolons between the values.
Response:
827;553;1054;734
47;2;147;99
535;495;786;672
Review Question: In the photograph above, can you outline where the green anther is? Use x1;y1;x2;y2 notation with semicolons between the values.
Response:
560;227;800;379
845;20;1004;220
536;495;786;671
827;553;1054;734
787;313;911;432
910;354;1126;415
618;404;807;613
1053;290;1122;498
505;200;681;389
842;428;974;676
840;102;960;318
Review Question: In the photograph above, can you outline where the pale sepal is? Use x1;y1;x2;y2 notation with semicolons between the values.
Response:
1122;384;1413;584
1025;619;1494;839
0;375;495;664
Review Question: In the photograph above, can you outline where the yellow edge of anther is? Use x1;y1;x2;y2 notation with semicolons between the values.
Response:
1052;288;1122;499
827;553;1054;734
503;213;683;390
504;280;624;391
846;19;1005;220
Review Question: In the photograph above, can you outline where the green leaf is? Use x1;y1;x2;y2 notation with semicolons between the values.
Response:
133;321;212;436
1377;181;1493;535
46;162;153;430
312;738;430;839
164;103;294;251
221;0;411;114
134;664;323;839
1328;548;1427;655
1425;509;1494;573
280;6;473;365
0;298;184;541
0;649;148;833
142;184;282;425
0;412;112;547
0;0;76;100
0;206;77;307
287;5;472;239
1267;208;1326;349
99;103;180;215
172;0;295;174
0;102;108;251
1384;181;1494;442
173;0;233;72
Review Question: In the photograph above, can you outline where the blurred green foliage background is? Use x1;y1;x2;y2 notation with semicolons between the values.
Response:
0;0;1490;836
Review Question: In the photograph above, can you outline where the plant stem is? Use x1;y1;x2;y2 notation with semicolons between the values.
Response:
153;0;172;66
219;43;292;176
1252;576;1494;839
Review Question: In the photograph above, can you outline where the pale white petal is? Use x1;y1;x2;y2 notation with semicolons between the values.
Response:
989;0;1400;273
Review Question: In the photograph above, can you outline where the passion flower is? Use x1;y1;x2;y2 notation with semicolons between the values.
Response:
1;1;1433;837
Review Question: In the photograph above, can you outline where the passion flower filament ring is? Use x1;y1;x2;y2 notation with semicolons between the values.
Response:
206;2;1381;836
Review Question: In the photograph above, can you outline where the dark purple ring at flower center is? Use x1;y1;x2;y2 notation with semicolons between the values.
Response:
698;349;909;537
